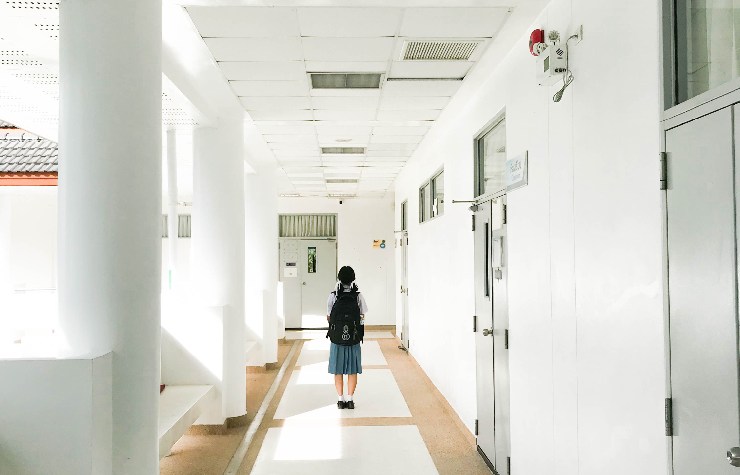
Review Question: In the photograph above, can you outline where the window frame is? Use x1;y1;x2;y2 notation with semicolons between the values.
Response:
430;169;444;218
401;200;408;231
419;167;444;224
474;111;506;199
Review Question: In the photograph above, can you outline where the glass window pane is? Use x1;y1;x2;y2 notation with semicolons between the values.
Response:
401;201;407;230
423;183;431;221
477;118;506;197
676;0;740;102
307;247;316;273
432;172;444;217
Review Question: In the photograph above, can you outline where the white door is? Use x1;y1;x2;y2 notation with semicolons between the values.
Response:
491;198;510;472
401;231;409;349
474;200;496;466
665;106;740;474
299;239;337;328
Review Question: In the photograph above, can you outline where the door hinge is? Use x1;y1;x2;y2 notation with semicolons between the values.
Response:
660;152;668;191
665;397;673;436
503;204;507;224
473;315;477;333
475;419;479;436
507;456;511;475
505;329;509;349
472;215;476;231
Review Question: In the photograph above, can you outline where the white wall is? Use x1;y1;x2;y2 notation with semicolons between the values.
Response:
0;353;112;474
278;197;396;326
394;1;666;474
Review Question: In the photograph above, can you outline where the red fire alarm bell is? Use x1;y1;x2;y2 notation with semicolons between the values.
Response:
529;29;546;56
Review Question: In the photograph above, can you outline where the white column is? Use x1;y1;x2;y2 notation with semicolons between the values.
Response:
245;162;279;364
166;129;179;290
58;0;161;473
192;121;246;419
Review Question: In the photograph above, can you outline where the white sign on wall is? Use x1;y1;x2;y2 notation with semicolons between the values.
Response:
506;151;528;191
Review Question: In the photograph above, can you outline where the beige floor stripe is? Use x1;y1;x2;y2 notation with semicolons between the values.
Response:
222;341;299;475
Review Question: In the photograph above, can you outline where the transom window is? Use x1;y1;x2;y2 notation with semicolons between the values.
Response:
475;115;506;198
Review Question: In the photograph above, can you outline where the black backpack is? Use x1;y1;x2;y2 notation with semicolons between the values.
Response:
327;287;363;346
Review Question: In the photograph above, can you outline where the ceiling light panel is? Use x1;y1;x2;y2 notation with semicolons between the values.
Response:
310;73;378;89
379;96;450;110
400;8;510;38
231;80;308;96
389;61;473;79
187;7;300;38
219;61;306;81
302;37;395;62
297;8;402;37
240;96;311;111
204;38;302;62
382;79;462;97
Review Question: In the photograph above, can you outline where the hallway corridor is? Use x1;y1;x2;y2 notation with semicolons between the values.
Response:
160;332;491;474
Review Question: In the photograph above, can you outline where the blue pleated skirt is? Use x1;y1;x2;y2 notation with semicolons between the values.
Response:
328;342;362;375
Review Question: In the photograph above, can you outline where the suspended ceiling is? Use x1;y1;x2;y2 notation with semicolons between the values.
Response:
0;0;522;198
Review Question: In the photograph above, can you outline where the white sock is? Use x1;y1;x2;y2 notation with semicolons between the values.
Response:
338;395;345;402
346;394;353;402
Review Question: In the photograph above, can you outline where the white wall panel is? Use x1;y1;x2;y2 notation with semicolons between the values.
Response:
393;1;666;474
278;197;395;326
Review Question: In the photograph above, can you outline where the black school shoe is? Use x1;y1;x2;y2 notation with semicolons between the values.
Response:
346;400;355;410
337;401;347;409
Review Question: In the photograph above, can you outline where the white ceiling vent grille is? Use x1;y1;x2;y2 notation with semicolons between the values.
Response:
321;147;366;155
325;179;358;184
401;40;482;61
310;73;382;89
6;1;59;9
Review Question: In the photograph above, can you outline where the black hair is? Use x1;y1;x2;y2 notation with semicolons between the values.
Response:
337;266;356;285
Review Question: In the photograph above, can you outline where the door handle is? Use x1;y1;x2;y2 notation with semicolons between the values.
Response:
482;328;493;336
727;447;740;466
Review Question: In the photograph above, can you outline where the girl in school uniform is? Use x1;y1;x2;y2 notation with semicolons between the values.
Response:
327;265;368;409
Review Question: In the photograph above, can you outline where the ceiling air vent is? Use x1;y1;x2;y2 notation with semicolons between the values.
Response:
401;40;482;61
310;73;382;89
321;147;366;155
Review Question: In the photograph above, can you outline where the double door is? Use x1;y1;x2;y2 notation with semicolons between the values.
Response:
665;105;740;473
473;198;510;473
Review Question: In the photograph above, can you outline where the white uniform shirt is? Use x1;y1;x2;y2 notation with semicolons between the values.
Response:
327;284;368;324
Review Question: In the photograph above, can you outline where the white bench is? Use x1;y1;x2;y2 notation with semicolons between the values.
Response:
158;384;215;458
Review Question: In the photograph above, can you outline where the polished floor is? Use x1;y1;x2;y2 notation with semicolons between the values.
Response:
160;330;491;475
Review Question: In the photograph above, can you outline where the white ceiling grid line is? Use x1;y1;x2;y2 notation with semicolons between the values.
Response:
185;5;514;197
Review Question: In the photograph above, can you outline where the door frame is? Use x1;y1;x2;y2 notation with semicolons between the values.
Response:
661;89;740;473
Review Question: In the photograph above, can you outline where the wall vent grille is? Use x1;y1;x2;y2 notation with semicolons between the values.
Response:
401;40;481;61
161;214;192;238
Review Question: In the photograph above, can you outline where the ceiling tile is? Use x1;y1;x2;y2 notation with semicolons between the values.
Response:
366;150;414;157
219;61;306;81
368;143;418;152
314;110;377;121
306;61;390;73
265;134;317;144
389;61;473;79
311;96;379;110
280;160;324;167
315;124;373;136
400;8;510;38
255;122;316;135
240;96;312;110
297;8;402;37
205;38;303;61
232;80;309;96
372;125;429;135
318;136;370;146
188;7;300;38
302;37;395;62
377;109;441;121
382;80;462;96
379;96;450;110
248;109;314;121
370;135;422;144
